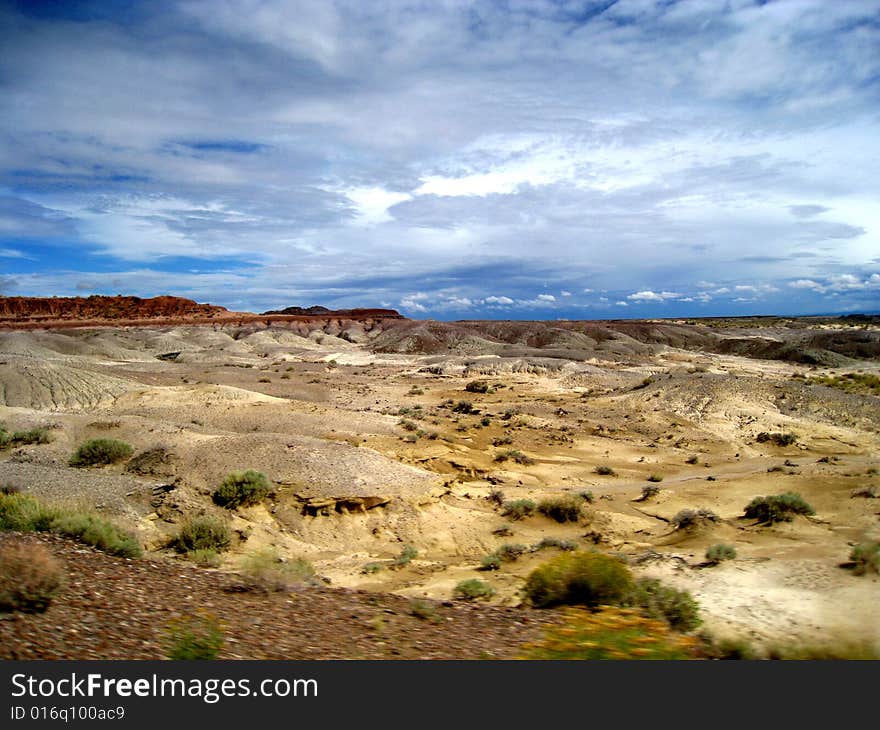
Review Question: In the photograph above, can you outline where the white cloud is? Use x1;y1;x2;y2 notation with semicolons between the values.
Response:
484;295;514;305
627;290;680;302
343;186;411;225
561;290;572;297
615;301;628;306
537;294;556;302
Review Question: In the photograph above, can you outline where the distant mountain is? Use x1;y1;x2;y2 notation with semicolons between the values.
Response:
0;295;227;322
262;305;403;318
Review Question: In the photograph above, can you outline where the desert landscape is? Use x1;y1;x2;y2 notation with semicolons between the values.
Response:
0;295;878;659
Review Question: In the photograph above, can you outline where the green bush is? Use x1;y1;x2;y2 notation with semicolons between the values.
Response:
0;427;53;449
0;493;141;558
50;513;142;558
849;541;880;576
523;551;634;609
173;515;231;553
578;490;595;504
501;499;536;520
479;553;501;571
453;579;495;601
518;607;701;660
69;438;133;467
533;537;577;552
239;548;315;590
496;543;527;562
186;548;222;568
537;495;583;523
392;545;418;567
163;611;224;660
705;544;737;564
212;470;270;509
671;508;719;530
626;578;702;632
0;542;65;613
743;492;815;524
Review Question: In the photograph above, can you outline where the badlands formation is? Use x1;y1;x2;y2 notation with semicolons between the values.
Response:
1;296;878;657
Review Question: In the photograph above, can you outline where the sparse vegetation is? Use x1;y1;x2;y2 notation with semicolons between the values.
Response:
492;435;513;446
537;495;583;523
239;548;315;590
756;431;797;447
0;493;141;558
593;465;616;476
452;400;477;414
626;578;702;632
69;438;133;467
637;485;660;501
465;380;491;393
501;499;536;520
453;578;495;601
578;490;595;504
186;548;221;568
486;489;505;506
519;607;700;660
705;544;737;564
409;598;441;622
671;508;719;530
533;537;577;552
743;492;815;524
850;486;878;499
0;542;65;613
163;611;225;660
392;545;418;568
212;470;270;509
173;515;231;553
848;541;880;576
0;426;52;450
479;553;501;570
494;449;535;465
808;372;880;396
685;455;699;465
361;562;383;574
496;543;527;561
646;473;663;483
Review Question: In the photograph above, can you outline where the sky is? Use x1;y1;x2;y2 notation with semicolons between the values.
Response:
1;0;879;319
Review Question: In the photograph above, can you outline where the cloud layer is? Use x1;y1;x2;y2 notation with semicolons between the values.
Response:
1;0;878;317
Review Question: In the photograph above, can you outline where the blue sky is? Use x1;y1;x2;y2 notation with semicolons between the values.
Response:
1;0;878;319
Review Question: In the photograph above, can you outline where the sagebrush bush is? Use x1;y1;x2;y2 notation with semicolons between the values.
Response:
173;515;231;553
163;611;224;660
626;578;702;632
494;449;535;465
849;541;880;576
518;607;701;660
537;495;583;523
523;551;634;609
452;400;476;414
0;542;65;613
671;508;719;530
239;548;315;590
212;470;270;509
646;474;663;483
69;438;133;467
0;427;52;449
705;544;737;564
533;537;577;552
479;553;501;571
392;545;418;567
50;513;142;558
593;465;616;476
639;485;660;501
0;493;141;558
756;431;797;447
453;579;495;601
501;499;536;520
743;492;814;524
496;543;527;562
465;380;490;393
186;548;221;568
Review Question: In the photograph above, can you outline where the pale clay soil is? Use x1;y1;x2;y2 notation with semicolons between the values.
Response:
1;321;879;658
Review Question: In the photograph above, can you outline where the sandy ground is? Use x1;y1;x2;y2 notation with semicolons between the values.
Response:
1;321;879;654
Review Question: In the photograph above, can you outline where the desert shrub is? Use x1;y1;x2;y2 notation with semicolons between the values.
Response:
671;508;719;530
685;455;699;465
494;449;535;465
392;545;418;567
537;495;583;523
533;537;577;552
0;542;65;613
239;548;315;589
578;490;595;504
163;611;224;660
593;465;616;476
2;428;53;447
703;636;758;660
518;607;701;660
756;431;797;447
69;438;133;467
497;543;527;562
523;551;634;609
480;417;491;427
212;470;270;509
705;544;737;564
638;485;660;501
465;380;490;393
186;548;221;568
479;553;501;571
174;515;231;553
398;418;418;431
0;493;140;557
452;400;476;414
487;489;505;506
361;562;383;574
743;492;815;524
501;499;536;520
646;474;663;483
492;435;513;446
626;578;702;632
849;541;880;576
453;578;495;601
851;486;878;499
50;513;142;558
409;598;441;622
